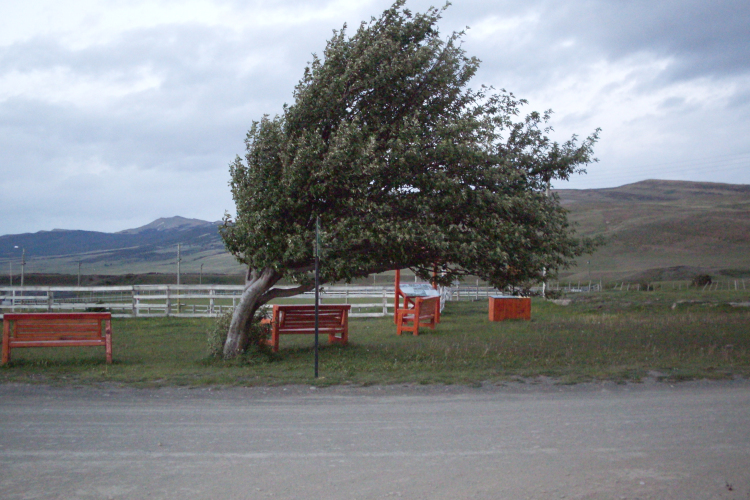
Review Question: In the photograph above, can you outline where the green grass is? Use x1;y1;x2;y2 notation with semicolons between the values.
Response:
2;289;749;386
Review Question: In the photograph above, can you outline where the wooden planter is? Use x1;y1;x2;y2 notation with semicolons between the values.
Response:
488;296;531;322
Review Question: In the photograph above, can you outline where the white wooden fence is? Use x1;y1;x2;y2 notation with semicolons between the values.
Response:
0;283;510;319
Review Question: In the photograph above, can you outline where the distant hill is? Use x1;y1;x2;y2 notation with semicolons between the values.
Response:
0;216;243;276
117;216;216;234
556;179;750;281
1;180;748;281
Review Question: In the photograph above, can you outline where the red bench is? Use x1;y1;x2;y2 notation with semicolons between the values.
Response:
396;296;439;336
2;313;113;365
262;305;351;352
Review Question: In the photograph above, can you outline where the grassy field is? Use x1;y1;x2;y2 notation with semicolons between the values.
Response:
1;289;749;387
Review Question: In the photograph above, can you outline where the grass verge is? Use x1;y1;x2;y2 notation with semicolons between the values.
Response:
1;289;749;386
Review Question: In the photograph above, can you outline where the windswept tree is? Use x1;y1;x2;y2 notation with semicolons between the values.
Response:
220;1;599;357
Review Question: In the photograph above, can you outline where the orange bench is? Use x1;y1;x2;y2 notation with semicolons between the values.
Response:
396;296;439;336
263;305;351;352
2;313;113;365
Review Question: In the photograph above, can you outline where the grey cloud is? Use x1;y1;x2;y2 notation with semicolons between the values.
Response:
1;0;749;234
438;0;750;90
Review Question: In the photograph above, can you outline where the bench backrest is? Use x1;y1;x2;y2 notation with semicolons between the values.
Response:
415;297;439;319
275;305;350;331
4;313;110;341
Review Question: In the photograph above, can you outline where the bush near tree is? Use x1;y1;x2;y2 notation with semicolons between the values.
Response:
692;274;713;287
220;1;600;357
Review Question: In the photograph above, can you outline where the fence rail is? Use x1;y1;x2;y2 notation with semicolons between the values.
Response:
4;279;739;319
0;284;500;319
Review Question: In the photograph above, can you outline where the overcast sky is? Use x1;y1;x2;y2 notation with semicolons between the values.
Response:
2;0;749;234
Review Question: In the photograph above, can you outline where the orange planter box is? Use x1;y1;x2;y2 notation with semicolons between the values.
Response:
489;296;531;321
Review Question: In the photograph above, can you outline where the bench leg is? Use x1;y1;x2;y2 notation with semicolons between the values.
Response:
271;327;280;353
105;320;113;364
2;323;10;365
396;310;417;336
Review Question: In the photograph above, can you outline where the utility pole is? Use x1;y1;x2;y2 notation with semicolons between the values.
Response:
9;261;12;287
77;261;82;287
200;263;204;285
20;248;25;288
176;244;182;314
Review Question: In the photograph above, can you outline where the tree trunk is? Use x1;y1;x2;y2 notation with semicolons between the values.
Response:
223;267;280;358
222;266;316;358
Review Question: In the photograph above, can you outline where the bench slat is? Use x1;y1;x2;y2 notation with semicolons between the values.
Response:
10;340;107;348
14;326;103;334
10;334;104;341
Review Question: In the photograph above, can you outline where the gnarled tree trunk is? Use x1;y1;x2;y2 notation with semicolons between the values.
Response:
223;266;315;358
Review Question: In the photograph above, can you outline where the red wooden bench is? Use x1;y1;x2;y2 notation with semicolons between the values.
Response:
262;305;351;353
2;313;113;365
396;296;439;336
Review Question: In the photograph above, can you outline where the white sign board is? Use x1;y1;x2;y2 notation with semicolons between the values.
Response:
399;283;439;297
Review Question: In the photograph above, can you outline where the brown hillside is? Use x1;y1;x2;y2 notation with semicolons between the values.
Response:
557;180;750;281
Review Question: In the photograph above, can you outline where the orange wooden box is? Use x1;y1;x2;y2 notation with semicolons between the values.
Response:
488;296;531;321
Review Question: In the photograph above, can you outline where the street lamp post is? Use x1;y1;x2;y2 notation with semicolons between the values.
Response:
13;246;25;288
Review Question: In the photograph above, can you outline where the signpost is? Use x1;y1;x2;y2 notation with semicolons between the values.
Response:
314;216;320;379
394;269;443;325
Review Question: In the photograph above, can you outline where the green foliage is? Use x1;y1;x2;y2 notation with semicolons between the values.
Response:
207;310;234;358
221;0;599;290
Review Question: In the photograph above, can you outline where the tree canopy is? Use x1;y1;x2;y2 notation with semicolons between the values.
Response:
220;0;599;356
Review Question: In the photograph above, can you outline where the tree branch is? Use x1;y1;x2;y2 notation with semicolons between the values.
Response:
259;283;316;305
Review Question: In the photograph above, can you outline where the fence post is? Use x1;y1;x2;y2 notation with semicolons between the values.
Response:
382;289;387;315
132;286;137;317
166;287;171;317
47;289;53;312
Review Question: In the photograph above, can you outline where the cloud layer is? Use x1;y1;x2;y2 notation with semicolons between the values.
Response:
2;0;749;234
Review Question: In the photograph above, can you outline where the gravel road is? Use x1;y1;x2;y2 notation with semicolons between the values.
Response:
1;379;749;500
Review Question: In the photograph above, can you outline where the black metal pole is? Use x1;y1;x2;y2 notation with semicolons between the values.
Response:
314;216;320;379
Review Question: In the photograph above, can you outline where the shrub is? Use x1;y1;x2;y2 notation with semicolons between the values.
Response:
691;274;712;287
206;309;271;358
206;310;233;358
